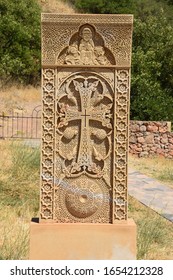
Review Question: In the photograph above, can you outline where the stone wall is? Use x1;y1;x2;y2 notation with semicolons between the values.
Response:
129;121;173;158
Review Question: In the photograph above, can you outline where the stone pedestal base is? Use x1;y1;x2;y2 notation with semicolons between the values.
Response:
29;219;136;260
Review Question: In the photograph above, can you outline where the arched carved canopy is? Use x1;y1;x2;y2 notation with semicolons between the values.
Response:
57;24;116;66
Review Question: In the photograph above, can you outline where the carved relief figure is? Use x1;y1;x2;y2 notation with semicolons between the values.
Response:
65;44;80;65
64;25;110;66
79;27;96;65
94;46;108;65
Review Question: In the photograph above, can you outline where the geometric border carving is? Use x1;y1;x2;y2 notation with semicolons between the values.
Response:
113;69;130;221
40;68;55;220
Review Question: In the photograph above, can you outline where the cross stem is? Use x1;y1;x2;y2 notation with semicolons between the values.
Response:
80;109;90;127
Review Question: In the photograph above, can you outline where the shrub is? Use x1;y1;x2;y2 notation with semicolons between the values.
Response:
0;0;41;86
74;0;135;14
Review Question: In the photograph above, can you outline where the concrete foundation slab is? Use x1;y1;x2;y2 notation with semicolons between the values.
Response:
29;219;136;260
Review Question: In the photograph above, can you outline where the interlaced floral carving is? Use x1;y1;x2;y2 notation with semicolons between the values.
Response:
56;74;113;179
42;14;133;67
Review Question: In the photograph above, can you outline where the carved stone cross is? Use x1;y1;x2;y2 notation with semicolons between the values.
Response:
57;76;112;177
80;109;90;127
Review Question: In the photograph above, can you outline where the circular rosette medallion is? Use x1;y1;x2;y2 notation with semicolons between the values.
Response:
65;179;103;218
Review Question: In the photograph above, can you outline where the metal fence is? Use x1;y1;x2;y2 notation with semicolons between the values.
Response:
0;105;41;139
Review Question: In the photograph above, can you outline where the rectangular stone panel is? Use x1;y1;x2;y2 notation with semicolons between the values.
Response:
40;14;133;223
30;220;136;259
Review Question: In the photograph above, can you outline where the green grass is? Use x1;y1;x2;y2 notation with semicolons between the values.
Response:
157;168;173;182
129;154;173;189
137;213;170;259
129;196;173;259
0;140;40;211
0;140;40;259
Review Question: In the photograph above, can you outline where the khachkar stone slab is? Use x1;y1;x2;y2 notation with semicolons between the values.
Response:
41;13;133;223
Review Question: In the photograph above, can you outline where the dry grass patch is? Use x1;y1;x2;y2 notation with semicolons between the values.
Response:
0;85;41;115
129;154;173;189
38;0;76;13
0;204;30;260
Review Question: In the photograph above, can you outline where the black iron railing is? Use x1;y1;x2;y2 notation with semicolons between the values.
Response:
0;105;41;139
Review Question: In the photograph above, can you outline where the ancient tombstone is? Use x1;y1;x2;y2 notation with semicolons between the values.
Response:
30;13;136;260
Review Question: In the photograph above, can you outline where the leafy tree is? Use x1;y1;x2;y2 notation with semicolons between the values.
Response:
134;0;173;24
74;0;135;14
0;0;41;85
73;0;173;19
131;13;173;121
